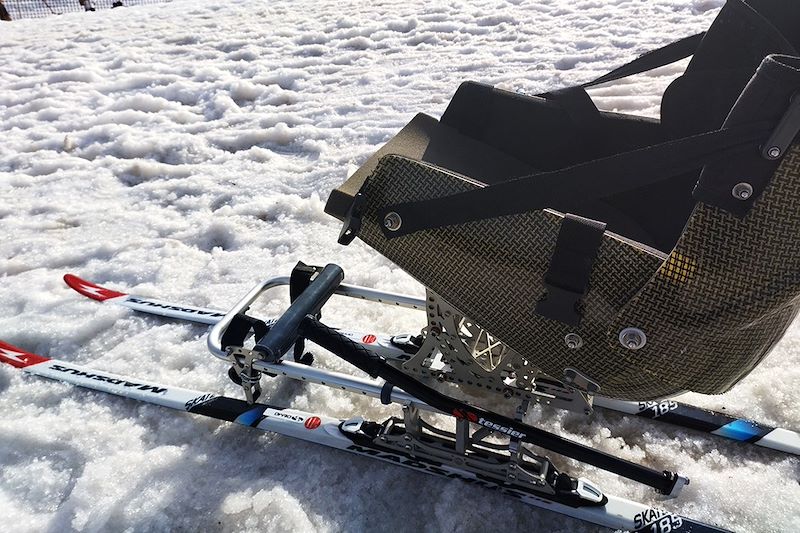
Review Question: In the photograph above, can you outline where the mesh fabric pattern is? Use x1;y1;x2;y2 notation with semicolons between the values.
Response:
358;155;667;399
357;146;800;399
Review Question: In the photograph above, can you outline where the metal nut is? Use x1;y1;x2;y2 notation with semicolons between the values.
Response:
619;328;647;350
732;182;753;201
383;212;402;231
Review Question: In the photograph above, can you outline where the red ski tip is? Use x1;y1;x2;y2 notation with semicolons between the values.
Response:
0;340;50;368
64;274;127;302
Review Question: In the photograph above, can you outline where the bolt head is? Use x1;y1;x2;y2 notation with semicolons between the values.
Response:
732;182;753;201
383;212;402;231
768;146;782;159
619;327;647;350
564;333;583;349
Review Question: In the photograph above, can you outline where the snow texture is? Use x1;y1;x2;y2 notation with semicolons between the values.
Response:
0;0;798;532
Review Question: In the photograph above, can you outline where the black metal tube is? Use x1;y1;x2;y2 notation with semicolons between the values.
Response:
253;264;344;361
301;316;679;495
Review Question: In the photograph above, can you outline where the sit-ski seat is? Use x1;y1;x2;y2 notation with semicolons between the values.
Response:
325;0;800;400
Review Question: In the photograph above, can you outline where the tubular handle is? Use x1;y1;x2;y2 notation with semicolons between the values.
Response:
253;264;344;361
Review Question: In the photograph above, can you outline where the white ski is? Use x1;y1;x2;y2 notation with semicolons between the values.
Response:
0;340;728;533
63;273;800;457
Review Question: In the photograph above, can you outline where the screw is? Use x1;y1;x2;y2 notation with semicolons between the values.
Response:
383;212;402;231
732;182;753;201
767;146;782;159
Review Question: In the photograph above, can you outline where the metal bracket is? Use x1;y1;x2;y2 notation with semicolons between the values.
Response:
227;346;263;404
337;192;366;245
563;368;601;395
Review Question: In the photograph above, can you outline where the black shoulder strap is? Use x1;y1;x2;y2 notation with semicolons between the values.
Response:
535;214;606;326
540;33;704;131
583;32;705;89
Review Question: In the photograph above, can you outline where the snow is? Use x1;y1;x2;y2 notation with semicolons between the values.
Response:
0;0;798;531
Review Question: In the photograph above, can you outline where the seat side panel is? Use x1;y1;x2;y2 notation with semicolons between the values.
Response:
357;155;668;400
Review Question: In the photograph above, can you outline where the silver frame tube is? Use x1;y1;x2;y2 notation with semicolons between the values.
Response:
207;276;425;359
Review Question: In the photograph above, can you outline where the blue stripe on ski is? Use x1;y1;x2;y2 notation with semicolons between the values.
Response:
235;405;268;426
712;420;769;442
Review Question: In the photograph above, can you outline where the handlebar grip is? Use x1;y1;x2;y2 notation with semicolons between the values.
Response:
253;263;344;361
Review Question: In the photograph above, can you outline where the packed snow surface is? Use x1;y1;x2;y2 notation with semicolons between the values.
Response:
1;0;799;531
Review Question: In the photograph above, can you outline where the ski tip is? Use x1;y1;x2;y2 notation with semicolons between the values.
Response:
64;274;127;302
0;340;49;368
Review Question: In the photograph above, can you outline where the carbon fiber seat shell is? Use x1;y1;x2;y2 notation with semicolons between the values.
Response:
325;0;800;400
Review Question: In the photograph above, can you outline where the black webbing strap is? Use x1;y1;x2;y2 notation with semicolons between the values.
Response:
221;314;270;350
541;33;704;99
378;120;773;238
535;215;606;326
290;261;322;303
539;33;704;132
582;32;704;89
380;382;395;405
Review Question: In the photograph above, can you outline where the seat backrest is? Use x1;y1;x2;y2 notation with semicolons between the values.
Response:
661;0;800;138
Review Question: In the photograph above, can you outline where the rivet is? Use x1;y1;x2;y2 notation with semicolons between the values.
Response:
564;333;583;349
619;328;647;350
732;182;753;201
383;212;402;231
767;146;782;159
